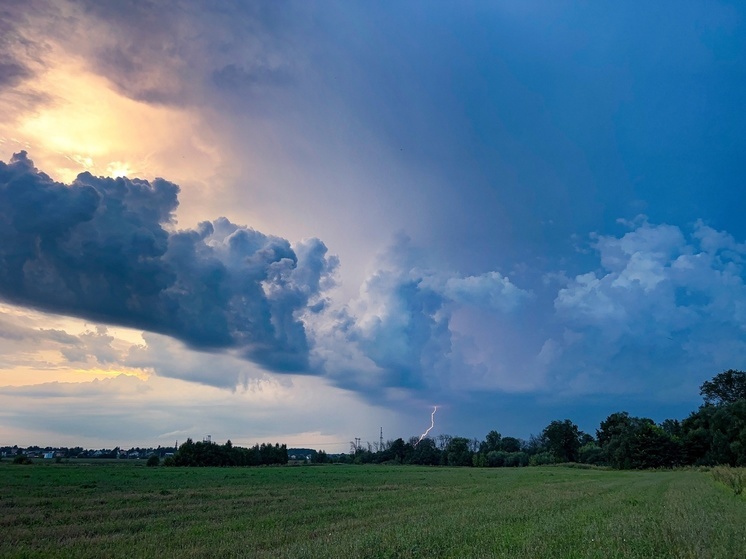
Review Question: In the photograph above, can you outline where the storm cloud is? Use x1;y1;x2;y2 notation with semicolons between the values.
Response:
0;152;337;372
3;150;746;416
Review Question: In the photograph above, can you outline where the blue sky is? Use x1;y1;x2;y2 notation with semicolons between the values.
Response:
1;1;745;450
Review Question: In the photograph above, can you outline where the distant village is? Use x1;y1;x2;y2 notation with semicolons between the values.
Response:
0;445;178;461
0;445;320;462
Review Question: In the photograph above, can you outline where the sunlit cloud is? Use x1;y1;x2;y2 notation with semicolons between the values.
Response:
9;62;211;184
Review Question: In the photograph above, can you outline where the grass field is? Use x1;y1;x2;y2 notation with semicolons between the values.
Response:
1;462;744;558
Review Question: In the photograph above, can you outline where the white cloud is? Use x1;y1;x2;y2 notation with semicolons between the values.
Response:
439;271;532;312
546;219;746;397
306;237;533;398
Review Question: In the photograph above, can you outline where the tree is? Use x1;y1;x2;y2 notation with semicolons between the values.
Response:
311;450;328;464
480;430;502;454
524;434;548;456
627;423;681;469
388;438;407;463
486;430;502;450
578;443;604;465
500;437;522;453
445;437;473;466
682;400;746;466
409;437;440;465
542;419;581;463
660;419;682;437
147;454;160;467
437;434;453;451
700;369;746;406
598;412;681;469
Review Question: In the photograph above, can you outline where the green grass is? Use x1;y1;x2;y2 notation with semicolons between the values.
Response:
1;462;744;558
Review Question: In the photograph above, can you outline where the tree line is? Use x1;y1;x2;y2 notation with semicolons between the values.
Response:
166;439;287;467
162;369;746;469
328;369;746;469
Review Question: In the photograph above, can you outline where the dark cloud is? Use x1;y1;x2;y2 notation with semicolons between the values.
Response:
0;61;31;90
125;332;263;389
52;0;304;106
0;1;50;104
0;152;337;373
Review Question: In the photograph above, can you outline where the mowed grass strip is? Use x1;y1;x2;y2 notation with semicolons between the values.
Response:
1;463;744;558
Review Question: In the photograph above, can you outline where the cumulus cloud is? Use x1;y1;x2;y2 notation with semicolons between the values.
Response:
0;153;337;374
438;271;532;312
59;326;119;364
556;220;746;334
545;218;746;396
0;155;534;397
307;236;533;397
13;151;746;410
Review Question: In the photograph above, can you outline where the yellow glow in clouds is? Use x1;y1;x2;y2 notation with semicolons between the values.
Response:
6;59;210;185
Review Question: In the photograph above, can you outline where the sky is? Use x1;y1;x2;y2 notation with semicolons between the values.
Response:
1;1;745;452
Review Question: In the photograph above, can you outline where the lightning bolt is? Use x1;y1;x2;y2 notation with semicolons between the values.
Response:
414;406;438;447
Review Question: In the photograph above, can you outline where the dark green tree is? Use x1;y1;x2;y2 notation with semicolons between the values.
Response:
542;419;581;463
682;400;746;466
410;437;441;465
700;369;746;405
598;412;681;469
660;419;682;437
389;438;407;463
523;434;548;456
578;442;604;465
445;437;473;466
500;437;523;453
480;430;502;454
311;450;328;464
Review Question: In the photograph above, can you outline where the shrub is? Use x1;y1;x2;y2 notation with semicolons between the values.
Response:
13;455;33;465
147;454;160;467
529;452;555;466
712;465;744;496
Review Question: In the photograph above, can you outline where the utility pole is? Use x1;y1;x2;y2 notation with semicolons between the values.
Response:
379;427;383;451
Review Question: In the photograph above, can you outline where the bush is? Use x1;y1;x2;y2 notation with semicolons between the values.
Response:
578;443;604;465
712;466;744;496
529;452;555;466
147;455;160;467
13;455;33;465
